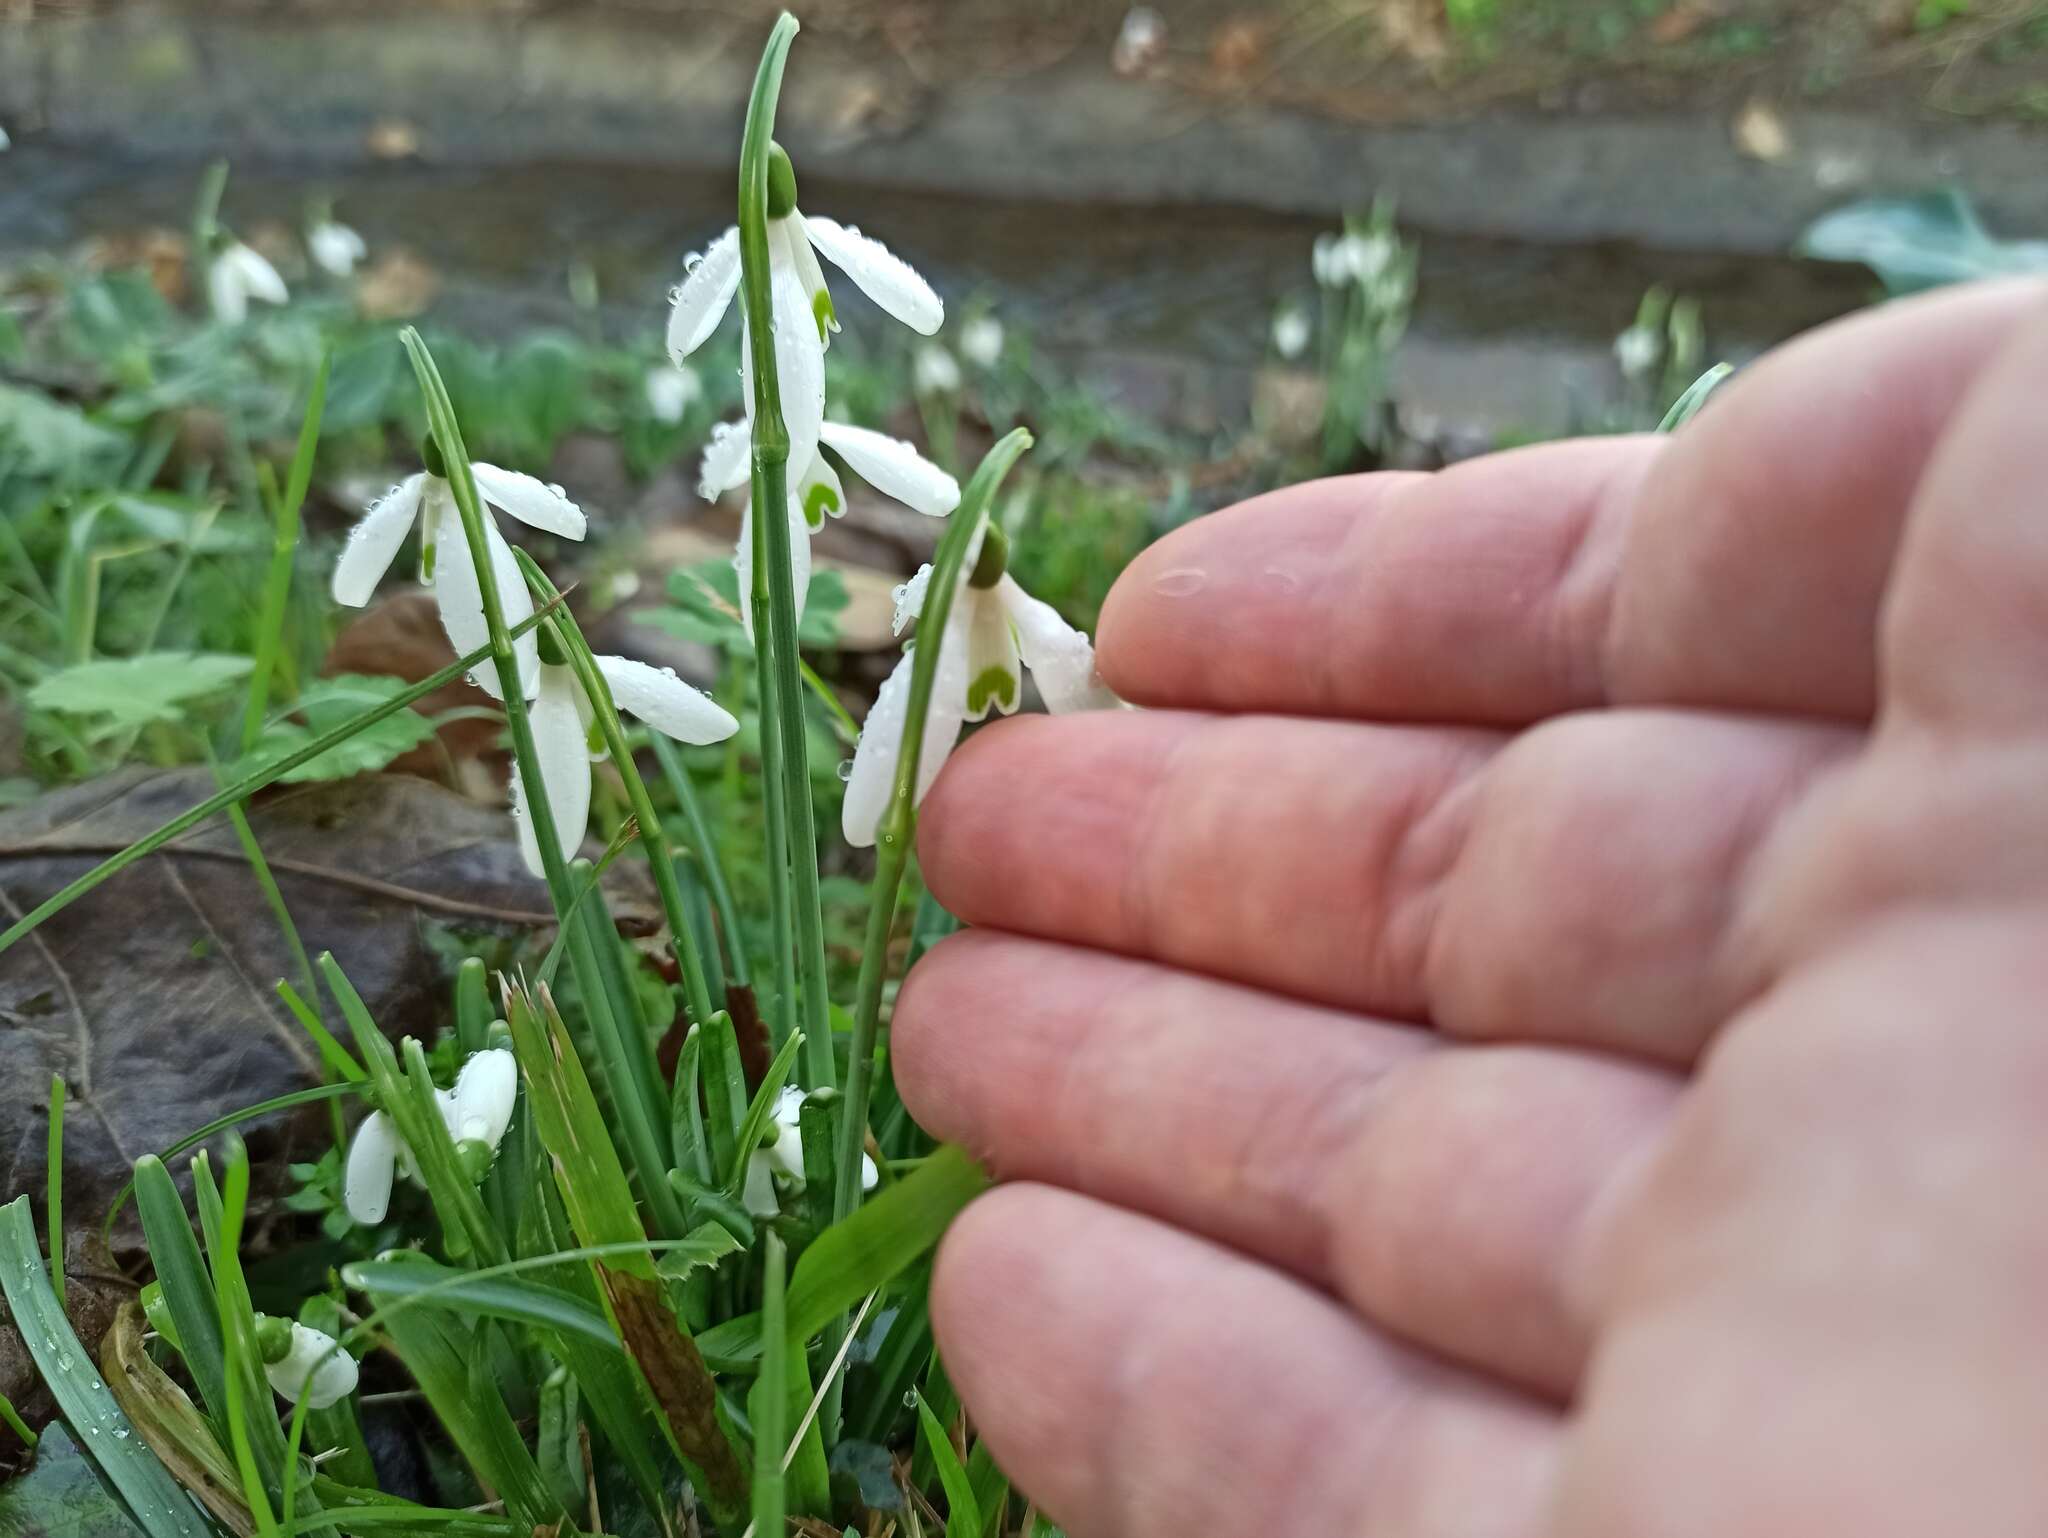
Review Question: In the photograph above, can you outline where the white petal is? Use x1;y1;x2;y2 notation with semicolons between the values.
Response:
767;1088;808;1180
792;450;844;530
343;1111;399;1226
802;214;944;335
332;474;424;607
433;508;539;702
512;664;592;878
207;260;247;326
841;622;969;848
265;1323;356;1410
784;215;837;345
743;1151;780;1217
732;497;814;644
594;655;739;745
452;1047;518;1151
227;244;289;305
698;418;754;502
961;586;1023;722
471;462;587;541
860;1152;879;1191
739;221;826;476
308;222;366;278
666;226;741;363
891;565;933;636
997;575;1120;714
819;423;959;516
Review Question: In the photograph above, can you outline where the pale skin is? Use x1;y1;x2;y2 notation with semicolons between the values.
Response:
890;278;2048;1536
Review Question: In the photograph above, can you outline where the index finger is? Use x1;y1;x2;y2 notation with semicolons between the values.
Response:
1098;279;2046;726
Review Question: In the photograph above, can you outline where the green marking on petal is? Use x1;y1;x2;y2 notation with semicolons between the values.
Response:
967;665;1019;716
585;718;606;757
802;481;839;530
812;289;836;342
419;537;436;584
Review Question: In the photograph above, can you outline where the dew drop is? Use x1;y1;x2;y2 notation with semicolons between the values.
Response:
684;253;704;274
835;759;854;782
56;1354;72;1372
1151;567;1207;598
660;666;678;679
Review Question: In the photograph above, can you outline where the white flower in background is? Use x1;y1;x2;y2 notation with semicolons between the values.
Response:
1112;6;1167;75
208;240;288;325
342;1048;520;1225
330;443;586;701
912;343;962;398
0;127;11;152
666;145;943;476
1311;230;1394;290
958;315;1004;369
1614;323;1661;382
1271;305;1311;360
514;647;739;878
307;219;367;279
258;1320;357;1410
842;520;1118;847
645;363;701;425
699;413;959;636
743;1085;879;1217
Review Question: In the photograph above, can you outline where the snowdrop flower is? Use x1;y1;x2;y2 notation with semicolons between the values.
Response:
958;315;1004;370
699;413;959;636
208;239;288;325
342;1048;519;1225
666;145;942;476
0;126;11;152
257;1319;357;1410
743;1086;878;1217
513;641;738;878
1271;305;1311;360
1311;230;1394;290
645;363;701;425
842;521;1117;847
307;219;367;279
1113;6;1167;74
330;438;586;701
912;343;962;398
1614;324;1661;382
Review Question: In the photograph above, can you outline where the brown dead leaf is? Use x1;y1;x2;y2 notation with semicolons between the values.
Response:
321;591;502;797
355;248;439;321
599;1267;747;1513
1209;16;1268;81
1733;97;1791;163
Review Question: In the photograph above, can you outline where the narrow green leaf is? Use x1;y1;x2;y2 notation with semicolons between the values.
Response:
749;1232;789;1538
913;1392;980;1538
722;1029;804;1202
651;1222;745;1284
132;1157;229;1431
45;1073;64;1315
966;1440;1009;1538
786;1146;988;1345
0;1197;214;1538
101;1300;255;1537
698;1009;747;1185
343;1255;620;1351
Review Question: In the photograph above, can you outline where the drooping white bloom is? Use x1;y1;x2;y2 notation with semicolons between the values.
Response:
958;316;1004;370
342;1049;520;1225
842;521;1118;848
307;220;367;278
1614;324;1661;382
1311;230;1394;290
645;363;701;425
665;146;942;478
208;241;288;325
1112;6;1167;74
0;127;11;152
1271;306;1311;360
743;1086;879;1217
912;343;962;398
261;1321;358;1410
330;455;586;701
700;414;959;636
512;653;738;878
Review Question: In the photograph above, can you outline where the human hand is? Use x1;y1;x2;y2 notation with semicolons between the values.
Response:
893;279;2048;1536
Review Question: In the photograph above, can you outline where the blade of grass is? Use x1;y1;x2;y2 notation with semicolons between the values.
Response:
0;602;561;957
343;1255;620;1350
649;734;749;988
0;1388;35;1452
45;1073;64;1314
241;352;329;754
787;1145;988;1346
913;1391;980;1538
132;1156;229;1430
748;1232;788;1538
0;1196;214;1538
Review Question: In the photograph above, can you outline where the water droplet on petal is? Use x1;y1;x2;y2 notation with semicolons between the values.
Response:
685;254;704;274
835;759;854;782
1151;567;1207;598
